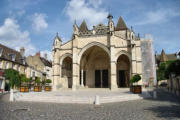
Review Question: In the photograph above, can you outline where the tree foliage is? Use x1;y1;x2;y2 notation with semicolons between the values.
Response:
165;60;180;78
156;60;176;81
20;74;30;85
35;77;41;85
46;79;52;84
4;69;21;88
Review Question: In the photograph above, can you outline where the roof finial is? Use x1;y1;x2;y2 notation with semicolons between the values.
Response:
56;32;58;36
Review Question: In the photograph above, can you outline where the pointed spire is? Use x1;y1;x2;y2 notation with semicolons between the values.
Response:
73;20;79;35
116;16;128;31
107;13;113;19
79;20;88;32
55;32;61;41
160;49;168;62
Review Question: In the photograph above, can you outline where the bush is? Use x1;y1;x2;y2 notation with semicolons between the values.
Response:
46;79;52;84
130;74;141;84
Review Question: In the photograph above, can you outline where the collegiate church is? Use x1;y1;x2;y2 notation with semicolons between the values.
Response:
52;14;142;91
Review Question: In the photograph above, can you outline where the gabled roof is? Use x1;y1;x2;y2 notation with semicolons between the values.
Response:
0;43;26;65
40;57;52;67
79;20;88;31
115;16;128;31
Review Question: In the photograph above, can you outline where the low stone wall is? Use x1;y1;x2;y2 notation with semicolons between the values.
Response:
167;76;180;96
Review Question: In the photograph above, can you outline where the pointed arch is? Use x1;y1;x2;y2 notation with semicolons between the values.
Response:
115;50;131;62
60;53;72;65
78;42;110;64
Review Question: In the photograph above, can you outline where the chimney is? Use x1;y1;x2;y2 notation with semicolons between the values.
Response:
44;53;47;60
20;47;25;57
36;51;41;58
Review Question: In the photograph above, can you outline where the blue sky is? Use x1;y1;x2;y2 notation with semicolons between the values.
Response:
0;0;180;59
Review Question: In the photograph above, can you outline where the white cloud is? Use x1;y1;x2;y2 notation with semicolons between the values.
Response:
136;9;180;25
41;50;52;61
88;0;102;8
65;0;108;27
32;13;48;33
0;18;36;56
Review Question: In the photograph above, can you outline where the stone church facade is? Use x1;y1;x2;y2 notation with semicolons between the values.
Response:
52;14;142;91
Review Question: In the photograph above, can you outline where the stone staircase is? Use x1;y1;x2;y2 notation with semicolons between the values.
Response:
14;89;151;104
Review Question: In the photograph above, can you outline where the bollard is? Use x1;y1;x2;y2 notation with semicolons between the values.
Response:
153;91;157;99
9;89;14;102
95;95;100;105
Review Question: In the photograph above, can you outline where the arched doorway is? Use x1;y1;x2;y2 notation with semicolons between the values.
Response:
116;54;130;87
80;45;110;88
61;56;72;88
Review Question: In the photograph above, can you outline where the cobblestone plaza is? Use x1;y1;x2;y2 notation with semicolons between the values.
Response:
0;89;180;120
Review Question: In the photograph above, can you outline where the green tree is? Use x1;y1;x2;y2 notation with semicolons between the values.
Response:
165;60;180;78
4;69;21;88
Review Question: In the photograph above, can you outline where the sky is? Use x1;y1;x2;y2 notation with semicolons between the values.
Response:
0;0;180;60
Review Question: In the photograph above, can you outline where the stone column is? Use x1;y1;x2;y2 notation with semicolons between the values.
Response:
72;36;80;91
53;52;60;91
110;61;118;90
81;69;84;87
131;46;137;76
72;63;80;91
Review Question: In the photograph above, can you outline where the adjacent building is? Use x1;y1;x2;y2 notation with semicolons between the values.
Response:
155;49;178;68
0;43;53;90
26;52;52;81
52;15;143;91
0;44;27;74
0;44;27;90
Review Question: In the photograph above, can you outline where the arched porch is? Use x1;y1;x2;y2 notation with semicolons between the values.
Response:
116;54;131;87
79;45;110;88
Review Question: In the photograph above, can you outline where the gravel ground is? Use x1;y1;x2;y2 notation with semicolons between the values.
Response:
0;88;180;120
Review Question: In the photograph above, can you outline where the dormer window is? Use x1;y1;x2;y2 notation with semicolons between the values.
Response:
0;47;3;57
9;53;16;61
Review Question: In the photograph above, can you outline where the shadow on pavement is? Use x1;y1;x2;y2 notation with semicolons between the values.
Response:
143;88;180;119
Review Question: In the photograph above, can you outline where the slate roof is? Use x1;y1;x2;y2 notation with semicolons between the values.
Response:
79;20;88;32
115;16;128;31
155;51;178;64
0;43;26;66
40;57;52;67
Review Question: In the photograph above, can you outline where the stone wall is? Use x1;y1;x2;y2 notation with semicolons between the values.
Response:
168;75;180;96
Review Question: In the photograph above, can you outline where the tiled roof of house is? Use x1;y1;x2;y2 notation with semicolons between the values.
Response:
40;57;52;67
0;43;26;65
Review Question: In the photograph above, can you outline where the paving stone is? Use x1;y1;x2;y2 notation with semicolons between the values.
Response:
0;88;180;120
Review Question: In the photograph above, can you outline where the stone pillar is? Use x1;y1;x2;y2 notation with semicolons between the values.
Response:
72;63;80;91
72;36;80;91
53;52;60;91
131;46;137;76
110;61;118;90
81;69;84;87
